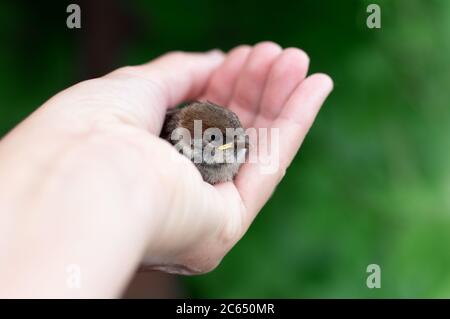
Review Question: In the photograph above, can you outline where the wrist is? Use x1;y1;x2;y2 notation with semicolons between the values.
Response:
0;121;169;297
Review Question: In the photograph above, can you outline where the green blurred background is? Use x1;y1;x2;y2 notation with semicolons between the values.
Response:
1;0;450;298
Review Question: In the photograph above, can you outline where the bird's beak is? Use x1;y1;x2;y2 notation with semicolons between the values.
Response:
217;142;233;151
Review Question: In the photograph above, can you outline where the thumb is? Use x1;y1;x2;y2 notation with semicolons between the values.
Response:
103;50;225;133
142;50;226;107
107;50;225;108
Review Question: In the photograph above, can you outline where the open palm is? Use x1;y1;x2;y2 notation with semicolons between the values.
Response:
52;42;332;274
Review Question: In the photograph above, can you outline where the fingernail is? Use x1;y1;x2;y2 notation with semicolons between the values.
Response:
207;49;224;56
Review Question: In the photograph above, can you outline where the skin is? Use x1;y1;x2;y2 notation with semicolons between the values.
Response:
0;42;333;298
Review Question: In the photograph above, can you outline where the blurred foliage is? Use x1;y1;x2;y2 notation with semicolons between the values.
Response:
1;0;450;297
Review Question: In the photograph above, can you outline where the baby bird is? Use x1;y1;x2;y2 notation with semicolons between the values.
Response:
160;101;248;184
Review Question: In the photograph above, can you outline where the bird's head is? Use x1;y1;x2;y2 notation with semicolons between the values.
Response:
173;101;249;166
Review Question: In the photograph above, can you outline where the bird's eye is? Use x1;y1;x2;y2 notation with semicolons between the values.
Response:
210;135;216;141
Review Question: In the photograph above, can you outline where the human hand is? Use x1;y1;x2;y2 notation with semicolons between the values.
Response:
0;42;332;297
201;42;333;222
137;42;333;274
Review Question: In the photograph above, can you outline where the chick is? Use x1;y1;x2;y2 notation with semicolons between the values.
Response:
160;101;248;184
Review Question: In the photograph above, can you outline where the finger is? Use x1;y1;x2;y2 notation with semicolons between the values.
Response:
276;73;334;166
228;42;282;127
202;45;252;105
255;48;309;128
162;181;247;274
235;73;333;227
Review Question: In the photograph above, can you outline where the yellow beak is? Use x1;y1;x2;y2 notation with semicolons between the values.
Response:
217;142;233;151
